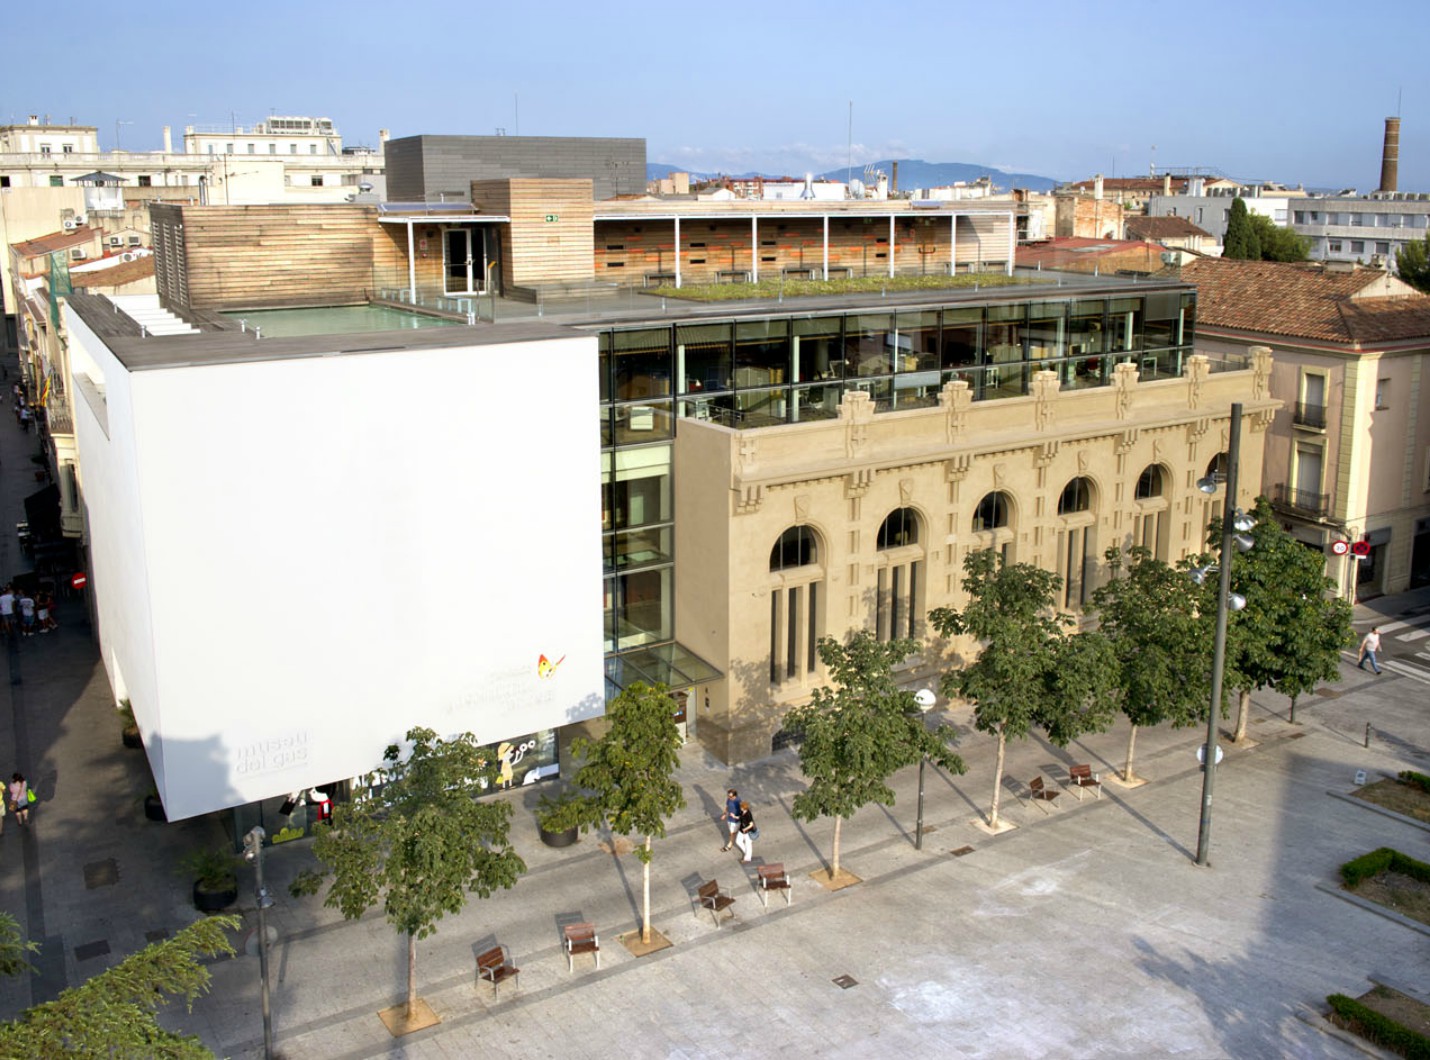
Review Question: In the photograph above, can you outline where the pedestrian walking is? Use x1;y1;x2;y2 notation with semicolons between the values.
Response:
0;585;13;638
1357;627;1383;674
8;774;30;826
720;788;740;852
17;592;35;637
35;590;57;633
734;801;757;863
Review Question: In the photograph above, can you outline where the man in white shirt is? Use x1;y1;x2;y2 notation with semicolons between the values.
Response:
1357;627;1383;675
0;587;14;638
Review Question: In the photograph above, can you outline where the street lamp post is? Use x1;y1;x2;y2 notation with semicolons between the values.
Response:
913;688;937;850
1195;402;1244;867
243;827;275;1059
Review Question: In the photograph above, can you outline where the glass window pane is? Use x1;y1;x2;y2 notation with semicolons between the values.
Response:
735;388;787;427
614;400;673;444
677;322;732;394
613;567;673;649
613;328;672;400
792;316;844;382
734;319;790;387
614;525;672;570
941;307;982;370
895;310;940;372
789;383;842;422
609;446;671;529
845;313;893;376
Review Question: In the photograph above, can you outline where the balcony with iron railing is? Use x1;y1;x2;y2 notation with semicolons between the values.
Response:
1273;482;1330;517
1292;401;1327;430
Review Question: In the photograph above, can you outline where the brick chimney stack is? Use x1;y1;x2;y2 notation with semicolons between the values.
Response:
1379;117;1400;193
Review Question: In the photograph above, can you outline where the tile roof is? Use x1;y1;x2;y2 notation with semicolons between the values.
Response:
11;227;95;258
70;255;155;288
1016;237;1169;273
1125;216;1212;241
1182;257;1430;345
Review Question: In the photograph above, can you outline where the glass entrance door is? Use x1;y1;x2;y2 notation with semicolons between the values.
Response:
444;229;483;295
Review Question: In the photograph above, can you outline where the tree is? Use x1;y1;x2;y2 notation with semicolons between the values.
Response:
0;913;39;979
1396;234;1430;292
314;727;525;1021
930;550;1116;830
1200;497;1355;740
1222;198;1261;261
1090;546;1211;781
1247;213;1309;262
539;682;684;945
0;915;237;1058
785;631;964;879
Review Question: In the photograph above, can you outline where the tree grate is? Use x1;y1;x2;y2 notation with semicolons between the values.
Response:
950;845;975;857
73;940;110;961
832;975;858;989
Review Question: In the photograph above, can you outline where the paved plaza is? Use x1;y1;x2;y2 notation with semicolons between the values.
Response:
0;398;1426;1057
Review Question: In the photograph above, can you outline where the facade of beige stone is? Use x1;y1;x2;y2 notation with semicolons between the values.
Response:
677;351;1275;763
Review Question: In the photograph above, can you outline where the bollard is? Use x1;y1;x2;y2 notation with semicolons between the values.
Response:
1364;722;1372;748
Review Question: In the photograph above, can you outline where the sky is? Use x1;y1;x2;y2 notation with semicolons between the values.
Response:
4;0;1427;192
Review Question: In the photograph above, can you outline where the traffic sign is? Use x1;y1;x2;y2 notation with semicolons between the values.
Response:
1330;540;1349;556
71;572;88;590
1351;540;1372;557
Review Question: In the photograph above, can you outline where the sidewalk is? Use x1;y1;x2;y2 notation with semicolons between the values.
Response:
0;366;1426;1056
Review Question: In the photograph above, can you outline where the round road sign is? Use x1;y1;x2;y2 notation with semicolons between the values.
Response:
70;572;87;591
1351;540;1372;557
1330;540;1349;556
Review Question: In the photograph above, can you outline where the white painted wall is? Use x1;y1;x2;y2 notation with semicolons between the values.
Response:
67;316;606;820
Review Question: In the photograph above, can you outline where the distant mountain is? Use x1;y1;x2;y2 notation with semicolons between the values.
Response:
646;159;1057;192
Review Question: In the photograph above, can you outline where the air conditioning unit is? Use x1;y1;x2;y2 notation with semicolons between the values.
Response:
120;252;137;263
62;219;77;231
73;214;87;226
127;235;141;246
108;236;122;247
69;248;86;260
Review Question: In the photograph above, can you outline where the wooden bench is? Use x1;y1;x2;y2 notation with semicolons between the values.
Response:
475;944;519;996
715;269;751;283
1026;775;1061;813
563;922;600;972
757;863;792;908
825;265;854;279
697;880;736;927
644;271;677;288
781;266;815;279
1067;763;1102;800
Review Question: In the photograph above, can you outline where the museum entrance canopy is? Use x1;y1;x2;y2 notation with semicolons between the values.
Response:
605;641;721;699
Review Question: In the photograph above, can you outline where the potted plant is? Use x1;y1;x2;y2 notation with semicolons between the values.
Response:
181;847;239;912
535;791;580;848
118;700;142;749
143;788;167;822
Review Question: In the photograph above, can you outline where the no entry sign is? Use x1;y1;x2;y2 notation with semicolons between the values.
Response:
70;572;87;590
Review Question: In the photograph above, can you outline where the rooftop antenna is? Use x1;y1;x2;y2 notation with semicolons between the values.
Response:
1149;143;1157;178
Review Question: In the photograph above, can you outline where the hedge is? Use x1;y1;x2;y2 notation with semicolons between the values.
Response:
1399;770;1430;794
1326;993;1430;1060
1340;847;1430;888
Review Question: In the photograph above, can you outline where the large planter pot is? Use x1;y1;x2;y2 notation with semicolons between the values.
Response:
193;878;238;912
122;726;142;749
538;823;578;848
143;794;167;822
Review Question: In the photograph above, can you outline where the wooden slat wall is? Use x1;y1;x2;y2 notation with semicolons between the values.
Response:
159;204;384;309
478;179;594;286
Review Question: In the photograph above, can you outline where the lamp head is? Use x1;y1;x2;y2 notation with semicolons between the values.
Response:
1189;565;1213;585
1227;592;1248;612
1196;475;1221;495
1233;533;1256;552
914;689;937;710
1232;511;1256;533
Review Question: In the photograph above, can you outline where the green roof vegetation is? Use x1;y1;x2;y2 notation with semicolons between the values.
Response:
645;271;1033;302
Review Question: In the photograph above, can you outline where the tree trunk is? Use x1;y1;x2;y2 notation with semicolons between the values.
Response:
1289;694;1298;724
1233;689;1250;742
988;725;1007;829
641;835;652;944
406;931;417;1020
1123;723;1139;783
831;816;843;878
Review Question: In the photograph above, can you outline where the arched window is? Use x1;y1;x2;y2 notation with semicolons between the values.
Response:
878;508;920;549
1058;477;1092;515
1056;477;1096;608
875;508;923;642
972;492;1011;532
1133;464;1170;560
769;526;824;686
1135;465;1164;500
770;526;817;571
1205;452;1228;483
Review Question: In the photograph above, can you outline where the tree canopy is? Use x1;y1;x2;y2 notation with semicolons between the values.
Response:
786;631;964;877
930;550;1116;829
1223;197;1261;261
314;726;525;1018
1247;213;1309;262
0;915;237;1059
1396;234;1430;292
539;682;685;943
1090;545;1210;780
1201;497;1354;737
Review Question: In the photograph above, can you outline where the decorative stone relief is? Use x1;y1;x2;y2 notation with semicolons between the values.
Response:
1033;440;1059;469
734;482;763;515
1077;448;1089;474
944;454;971;482
993;462;1007;489
845;467;873;499
841;390;874;459
1250;345;1272;400
941;379;971;443
738;434;758;475
1113;361;1138;419
1186;417;1209;444
1032;369;1058;431
794;494;810;523
1116;428;1139;456
1186;354;1209;410
899;478;913;506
